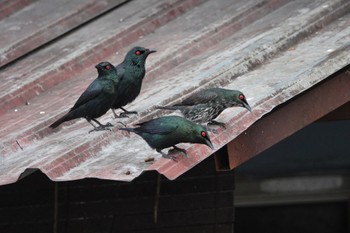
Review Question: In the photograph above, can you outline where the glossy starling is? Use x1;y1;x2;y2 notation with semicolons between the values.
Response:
111;46;156;118
50;62;120;133
119;115;214;160
156;88;251;129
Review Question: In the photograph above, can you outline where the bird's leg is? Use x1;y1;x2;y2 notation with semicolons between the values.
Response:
87;120;99;131
205;120;226;134
156;149;178;162
92;118;113;127
169;146;188;157
116;121;127;128
112;108;119;118
204;123;218;134
87;119;97;127
121;107;137;114
117;107;138;118
88;118;113;133
208;120;226;129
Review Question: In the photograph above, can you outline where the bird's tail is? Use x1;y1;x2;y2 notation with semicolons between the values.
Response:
49;111;77;129
49;115;67;128
49;115;67;129
119;127;137;134
155;105;179;111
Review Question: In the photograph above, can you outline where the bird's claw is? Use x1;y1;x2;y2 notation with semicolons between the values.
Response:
89;124;113;133
163;147;188;161
118;111;138;118
170;147;188;157
208;120;226;128
205;121;225;134
116;121;127;127
115;113;129;118
162;153;178;162
206;127;218;134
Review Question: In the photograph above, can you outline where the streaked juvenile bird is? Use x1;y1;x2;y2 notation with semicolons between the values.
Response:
111;46;156;118
50;62;120;133
119;115;214;160
156;88;251;129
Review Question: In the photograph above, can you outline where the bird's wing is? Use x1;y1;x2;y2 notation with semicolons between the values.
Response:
136;119;178;135
70;79;102;111
177;89;218;106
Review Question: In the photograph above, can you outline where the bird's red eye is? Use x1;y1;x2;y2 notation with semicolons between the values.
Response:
106;65;111;70
135;50;141;55
201;131;207;137
239;94;244;100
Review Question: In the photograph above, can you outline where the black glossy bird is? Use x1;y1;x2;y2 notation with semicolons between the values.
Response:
119;115;214;160
111;46;156;118
50;62;120;133
156;88;251;129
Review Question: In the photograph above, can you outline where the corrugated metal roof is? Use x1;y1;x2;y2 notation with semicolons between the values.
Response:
0;0;349;185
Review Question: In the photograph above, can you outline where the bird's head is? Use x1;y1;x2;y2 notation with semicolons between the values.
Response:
192;125;214;150
230;90;251;112
125;46;156;66
95;61;116;76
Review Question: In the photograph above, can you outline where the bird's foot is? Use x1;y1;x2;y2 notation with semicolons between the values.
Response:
116;121;127;127
116;111;138;118
104;122;114;127
89;127;111;133
170;146;188;157
162;153;178;162
208;120;226;128
205;121;226;134
115;113;129;118
205;125;218;134
89;123;113;133
203;124;218;134
163;147;187;161
157;149;182;162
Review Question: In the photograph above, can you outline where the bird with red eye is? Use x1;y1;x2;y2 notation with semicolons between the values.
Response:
156;88;251;132
119;116;214;161
111;46;156;118
135;50;144;56
50;61;122;133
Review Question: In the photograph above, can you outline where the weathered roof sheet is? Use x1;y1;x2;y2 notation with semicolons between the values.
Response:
0;0;349;185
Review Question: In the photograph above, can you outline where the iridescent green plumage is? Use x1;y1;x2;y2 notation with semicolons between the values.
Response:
111;46;156;117
50;62;121;132
120;116;214;160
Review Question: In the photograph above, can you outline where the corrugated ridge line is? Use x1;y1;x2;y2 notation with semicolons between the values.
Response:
0;0;129;67
0;0;35;20
0;0;204;116
50;0;350;181
0;0;348;185
145;0;350;179
0;0;287;155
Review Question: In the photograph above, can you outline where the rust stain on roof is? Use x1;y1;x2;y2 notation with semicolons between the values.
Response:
0;0;350;185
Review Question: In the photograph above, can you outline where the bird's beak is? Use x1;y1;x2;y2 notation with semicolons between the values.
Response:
204;138;214;150
242;100;252;112
94;64;99;69
147;49;157;54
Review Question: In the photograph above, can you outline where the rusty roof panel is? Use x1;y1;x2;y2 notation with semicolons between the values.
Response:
0;0;128;66
0;0;202;114
0;0;350;185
